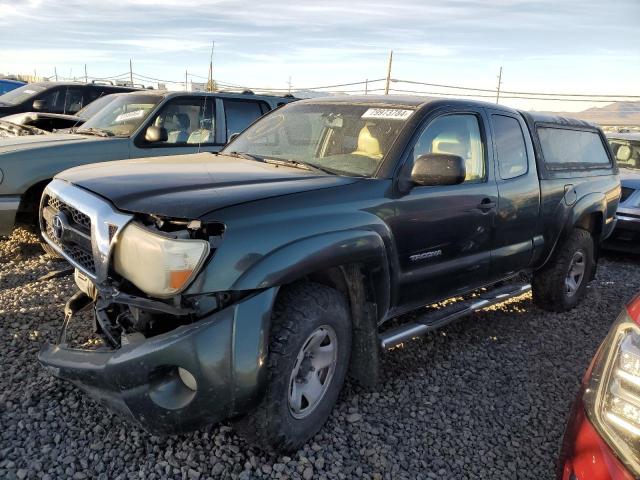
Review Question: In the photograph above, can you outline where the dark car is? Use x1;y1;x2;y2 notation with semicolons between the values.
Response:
605;132;640;253
0;79;26;95
558;292;640;480
0;93;123;137
39;96;620;452
0;81;139;117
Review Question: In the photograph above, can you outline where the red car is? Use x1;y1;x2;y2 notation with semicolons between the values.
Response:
559;293;640;479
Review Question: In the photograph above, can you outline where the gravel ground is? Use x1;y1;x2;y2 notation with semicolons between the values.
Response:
1;227;639;480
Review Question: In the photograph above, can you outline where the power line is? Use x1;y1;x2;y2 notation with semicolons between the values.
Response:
388;88;634;103
392;78;640;99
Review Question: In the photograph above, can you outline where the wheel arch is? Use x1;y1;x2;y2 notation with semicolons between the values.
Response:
16;178;53;226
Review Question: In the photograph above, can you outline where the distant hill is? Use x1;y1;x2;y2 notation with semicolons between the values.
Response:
292;89;334;99
544;101;640;126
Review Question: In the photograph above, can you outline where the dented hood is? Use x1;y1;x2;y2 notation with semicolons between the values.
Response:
58;153;357;218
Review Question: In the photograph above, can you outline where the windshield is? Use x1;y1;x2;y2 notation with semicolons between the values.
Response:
609;138;640;171
0;84;47;106
224;102;413;177
77;94;161;137
75;94;119;120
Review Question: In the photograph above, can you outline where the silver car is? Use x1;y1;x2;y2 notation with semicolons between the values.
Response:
606;132;640;253
0;90;295;243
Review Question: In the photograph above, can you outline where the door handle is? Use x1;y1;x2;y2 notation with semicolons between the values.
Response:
478;199;496;212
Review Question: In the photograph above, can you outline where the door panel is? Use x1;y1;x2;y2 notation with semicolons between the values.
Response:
488;112;540;277
388;111;498;309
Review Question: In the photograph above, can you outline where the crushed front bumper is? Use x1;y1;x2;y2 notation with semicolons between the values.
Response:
38;287;277;434
0;195;20;237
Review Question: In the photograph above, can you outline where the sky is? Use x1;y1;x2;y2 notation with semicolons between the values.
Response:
1;0;638;111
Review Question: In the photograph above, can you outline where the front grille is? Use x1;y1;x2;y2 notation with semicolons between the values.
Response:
42;194;95;274
621;187;635;204
47;196;91;233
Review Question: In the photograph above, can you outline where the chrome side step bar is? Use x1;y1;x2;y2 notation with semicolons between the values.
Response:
379;283;531;350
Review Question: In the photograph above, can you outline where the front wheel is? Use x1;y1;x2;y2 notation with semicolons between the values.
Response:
532;228;594;312
233;282;352;452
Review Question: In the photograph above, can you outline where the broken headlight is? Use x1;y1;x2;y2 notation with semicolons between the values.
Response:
113;222;209;298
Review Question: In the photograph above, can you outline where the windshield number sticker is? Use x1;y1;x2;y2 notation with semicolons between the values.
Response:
115;110;145;122
362;108;413;120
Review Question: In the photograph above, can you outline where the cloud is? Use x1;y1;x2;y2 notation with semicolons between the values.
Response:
0;0;638;111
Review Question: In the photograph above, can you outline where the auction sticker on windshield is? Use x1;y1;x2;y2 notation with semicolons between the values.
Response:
362;108;413;120
115;110;145;122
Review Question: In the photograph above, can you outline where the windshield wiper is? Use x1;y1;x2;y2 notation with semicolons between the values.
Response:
227;151;264;162
76;127;114;138
263;158;338;175
228;151;337;175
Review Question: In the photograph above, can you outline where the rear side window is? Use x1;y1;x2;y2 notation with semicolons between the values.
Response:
537;127;611;169
493;115;528;179
224;99;265;139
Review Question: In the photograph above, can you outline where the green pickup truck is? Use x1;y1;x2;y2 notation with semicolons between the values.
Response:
0;89;295;248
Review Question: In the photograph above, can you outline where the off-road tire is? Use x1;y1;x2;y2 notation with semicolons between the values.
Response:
532;228;594;312
233;282;352;453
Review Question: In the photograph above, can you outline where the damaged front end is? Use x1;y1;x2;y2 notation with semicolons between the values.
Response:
38;178;276;433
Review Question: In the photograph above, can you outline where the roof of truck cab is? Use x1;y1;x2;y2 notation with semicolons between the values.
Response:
295;94;522;113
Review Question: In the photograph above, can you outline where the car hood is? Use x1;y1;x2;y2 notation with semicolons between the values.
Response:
0;133;100;154
620;168;640;190
59;153;358;218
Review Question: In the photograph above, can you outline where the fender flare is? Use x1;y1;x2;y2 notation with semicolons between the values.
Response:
230;229;391;317
538;192;607;269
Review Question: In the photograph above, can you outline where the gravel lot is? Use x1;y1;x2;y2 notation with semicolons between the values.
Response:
1;228;639;480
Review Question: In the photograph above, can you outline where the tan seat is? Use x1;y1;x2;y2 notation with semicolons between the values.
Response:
187;129;212;144
352;124;383;158
433;140;467;158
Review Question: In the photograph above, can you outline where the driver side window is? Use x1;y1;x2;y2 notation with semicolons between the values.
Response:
147;97;216;146
412;114;485;183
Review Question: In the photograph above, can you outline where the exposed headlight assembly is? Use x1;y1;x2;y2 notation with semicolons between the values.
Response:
584;295;640;477
113;222;209;298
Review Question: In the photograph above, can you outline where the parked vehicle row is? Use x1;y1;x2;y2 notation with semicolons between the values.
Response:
0;93;124;138
34;96;620;452
0;81;139;116
0;89;295;254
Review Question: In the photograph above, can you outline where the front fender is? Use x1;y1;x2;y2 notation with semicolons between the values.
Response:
232;229;388;289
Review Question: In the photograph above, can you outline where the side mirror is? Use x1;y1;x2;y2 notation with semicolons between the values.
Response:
32;100;47;111
227;132;240;144
145;125;168;143
411;153;466;186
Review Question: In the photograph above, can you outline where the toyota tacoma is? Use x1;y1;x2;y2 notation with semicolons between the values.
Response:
38;96;620;452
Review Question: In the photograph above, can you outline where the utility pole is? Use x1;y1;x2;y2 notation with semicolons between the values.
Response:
207;41;215;92
496;66;503;104
129;59;133;86
384;50;393;95
84;64;88;83
185;70;188;91
288;76;292;95
365;78;369;95
54;67;58;82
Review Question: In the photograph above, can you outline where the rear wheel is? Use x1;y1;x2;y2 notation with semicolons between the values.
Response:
532;228;594;312
233;282;352;452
